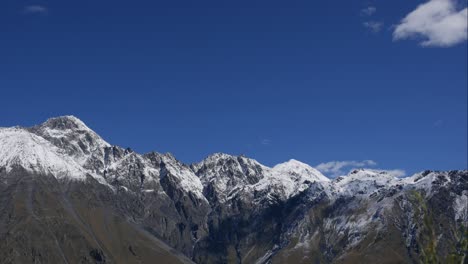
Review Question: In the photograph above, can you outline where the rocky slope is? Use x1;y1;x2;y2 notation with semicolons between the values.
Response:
0;116;466;264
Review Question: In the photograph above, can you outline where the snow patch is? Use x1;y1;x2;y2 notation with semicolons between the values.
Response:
454;191;468;223
162;155;205;200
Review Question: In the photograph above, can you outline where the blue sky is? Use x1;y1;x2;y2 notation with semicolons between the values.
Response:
1;0;467;177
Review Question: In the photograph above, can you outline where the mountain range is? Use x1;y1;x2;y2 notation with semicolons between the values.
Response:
0;116;466;264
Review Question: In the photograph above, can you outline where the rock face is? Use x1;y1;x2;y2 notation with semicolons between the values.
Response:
0;116;466;264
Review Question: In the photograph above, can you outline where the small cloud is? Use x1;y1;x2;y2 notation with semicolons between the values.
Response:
316;160;377;177
384;169;406;178
433;119;444;127
361;6;377;16
393;0;467;47
363;21;384;33
316;160;406;178
261;139;271;146
23;5;49;15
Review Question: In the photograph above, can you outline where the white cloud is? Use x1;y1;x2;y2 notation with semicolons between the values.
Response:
361;6;377;16
393;0;467;47
316;160;406;178
261;139;271;146
23;5;49;15
363;21;384;33
383;169;406;178
316;160;377;177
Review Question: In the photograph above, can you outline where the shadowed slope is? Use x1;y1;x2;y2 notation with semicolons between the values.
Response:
0;168;193;264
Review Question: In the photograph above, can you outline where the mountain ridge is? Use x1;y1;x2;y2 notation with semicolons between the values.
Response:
0;116;466;264
0;116;425;182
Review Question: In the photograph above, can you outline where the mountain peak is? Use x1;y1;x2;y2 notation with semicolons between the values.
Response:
273;159;330;182
28;116;110;173
33;115;110;147
203;152;237;162
41;115;91;131
276;159;310;167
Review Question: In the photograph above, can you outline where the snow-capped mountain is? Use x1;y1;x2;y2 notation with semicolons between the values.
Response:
0;127;93;179
0;116;466;264
29;115;111;173
332;169;401;197
192;154;331;204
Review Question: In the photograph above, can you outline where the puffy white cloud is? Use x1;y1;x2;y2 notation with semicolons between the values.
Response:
393;0;467;47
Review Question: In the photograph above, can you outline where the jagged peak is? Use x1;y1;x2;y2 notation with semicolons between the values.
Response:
144;152;184;168
200;152;264;164
202;152;237;162
41;115;91;131
33;115;110;148
195;152;254;169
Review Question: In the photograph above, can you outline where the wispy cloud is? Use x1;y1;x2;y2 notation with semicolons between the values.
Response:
23;5;49;15
433;119;444;127
363;21;384;33
261;139;271;146
316;160;406;178
361;6;377;16
393;0;467;47
316;160;377;177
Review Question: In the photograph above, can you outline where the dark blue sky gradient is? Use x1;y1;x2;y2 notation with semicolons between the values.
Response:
1;0;466;175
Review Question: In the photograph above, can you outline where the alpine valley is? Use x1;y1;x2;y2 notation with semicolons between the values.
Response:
0;116;466;264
